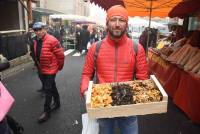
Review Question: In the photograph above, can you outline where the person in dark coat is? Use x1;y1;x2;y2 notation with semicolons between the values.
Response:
53;26;61;42
6;115;24;134
75;25;81;53
0;118;12;134
47;25;54;36
139;28;148;53
90;28;99;44
80;25;90;53
60;25;66;47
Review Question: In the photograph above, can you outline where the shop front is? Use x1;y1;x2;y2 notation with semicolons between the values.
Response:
0;0;29;72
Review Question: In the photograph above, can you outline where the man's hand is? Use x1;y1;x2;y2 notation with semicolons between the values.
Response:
58;64;64;70
84;91;88;100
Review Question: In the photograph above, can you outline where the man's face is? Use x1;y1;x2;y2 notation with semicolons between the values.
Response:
107;16;127;39
34;28;46;39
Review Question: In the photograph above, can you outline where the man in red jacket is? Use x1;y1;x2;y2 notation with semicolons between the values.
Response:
32;22;64;123
80;5;148;134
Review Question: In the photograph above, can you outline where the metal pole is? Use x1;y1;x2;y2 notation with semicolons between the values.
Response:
27;0;33;23
16;0;32;23
17;0;29;12
146;0;153;55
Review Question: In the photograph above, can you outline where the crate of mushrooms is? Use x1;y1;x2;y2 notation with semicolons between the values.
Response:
86;75;168;119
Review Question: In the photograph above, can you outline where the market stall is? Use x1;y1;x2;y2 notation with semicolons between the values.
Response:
149;36;200;122
148;1;200;123
148;49;200;124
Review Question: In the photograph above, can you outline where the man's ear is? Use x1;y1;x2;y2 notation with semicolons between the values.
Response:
106;21;109;27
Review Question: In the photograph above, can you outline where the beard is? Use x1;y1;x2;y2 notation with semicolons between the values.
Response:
108;28;126;39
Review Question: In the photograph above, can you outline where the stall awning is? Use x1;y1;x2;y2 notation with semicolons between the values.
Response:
90;0;182;17
32;7;64;15
169;0;200;18
91;0;124;10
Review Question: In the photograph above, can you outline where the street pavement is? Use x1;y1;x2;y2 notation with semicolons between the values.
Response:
2;50;199;134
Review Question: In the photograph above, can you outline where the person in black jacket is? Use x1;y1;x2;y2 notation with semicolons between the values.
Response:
80;25;90;54
75;25;81;53
6;115;24;134
0;118;12;134
139;27;148;53
60;25;66;47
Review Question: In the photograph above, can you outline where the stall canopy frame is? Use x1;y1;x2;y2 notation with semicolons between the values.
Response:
169;0;200;18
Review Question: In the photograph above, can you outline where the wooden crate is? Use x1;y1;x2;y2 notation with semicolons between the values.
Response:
86;75;168;119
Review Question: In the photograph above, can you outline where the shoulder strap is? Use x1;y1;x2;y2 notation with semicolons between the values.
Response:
133;40;138;80
94;40;102;70
91;40;102;82
133;40;138;56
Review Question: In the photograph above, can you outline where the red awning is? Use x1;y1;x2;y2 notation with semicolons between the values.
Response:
169;0;200;18
90;0;182;17
91;0;124;10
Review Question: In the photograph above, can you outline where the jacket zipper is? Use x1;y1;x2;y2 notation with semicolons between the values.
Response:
114;44;118;82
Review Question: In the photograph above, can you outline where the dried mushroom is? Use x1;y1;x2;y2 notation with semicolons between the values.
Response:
111;83;134;106
90;79;163;108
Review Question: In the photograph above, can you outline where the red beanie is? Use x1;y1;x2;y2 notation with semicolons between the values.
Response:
106;5;128;22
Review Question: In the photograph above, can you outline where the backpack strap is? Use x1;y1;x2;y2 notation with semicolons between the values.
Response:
92;40;102;83
94;41;102;71
133;40;138;56
133;40;138;80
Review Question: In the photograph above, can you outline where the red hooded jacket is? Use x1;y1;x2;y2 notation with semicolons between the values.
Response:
33;33;64;74
80;34;148;95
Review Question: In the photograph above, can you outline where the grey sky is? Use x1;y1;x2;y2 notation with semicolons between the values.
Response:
89;3;106;26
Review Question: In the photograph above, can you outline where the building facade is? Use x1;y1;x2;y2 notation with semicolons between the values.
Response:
38;0;90;16
0;0;31;61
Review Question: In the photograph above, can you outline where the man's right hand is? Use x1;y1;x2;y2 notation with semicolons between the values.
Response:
84;91;88;100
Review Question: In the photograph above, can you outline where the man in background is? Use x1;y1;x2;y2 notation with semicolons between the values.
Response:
32;22;64;123
80;25;90;54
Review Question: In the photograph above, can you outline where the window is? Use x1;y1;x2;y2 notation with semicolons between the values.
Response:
188;17;200;31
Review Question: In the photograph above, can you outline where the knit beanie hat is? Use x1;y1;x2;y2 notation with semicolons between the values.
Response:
106;5;128;23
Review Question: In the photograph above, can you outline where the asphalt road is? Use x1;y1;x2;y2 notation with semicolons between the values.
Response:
2;50;199;134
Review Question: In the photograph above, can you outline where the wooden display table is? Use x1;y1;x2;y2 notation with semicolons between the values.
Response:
148;49;200;124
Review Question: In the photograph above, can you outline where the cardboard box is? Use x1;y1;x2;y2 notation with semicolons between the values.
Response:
86;75;168;119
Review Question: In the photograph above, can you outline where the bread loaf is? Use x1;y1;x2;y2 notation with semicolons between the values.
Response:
167;45;190;63
178;47;199;67
184;51;200;71
191;62;200;73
